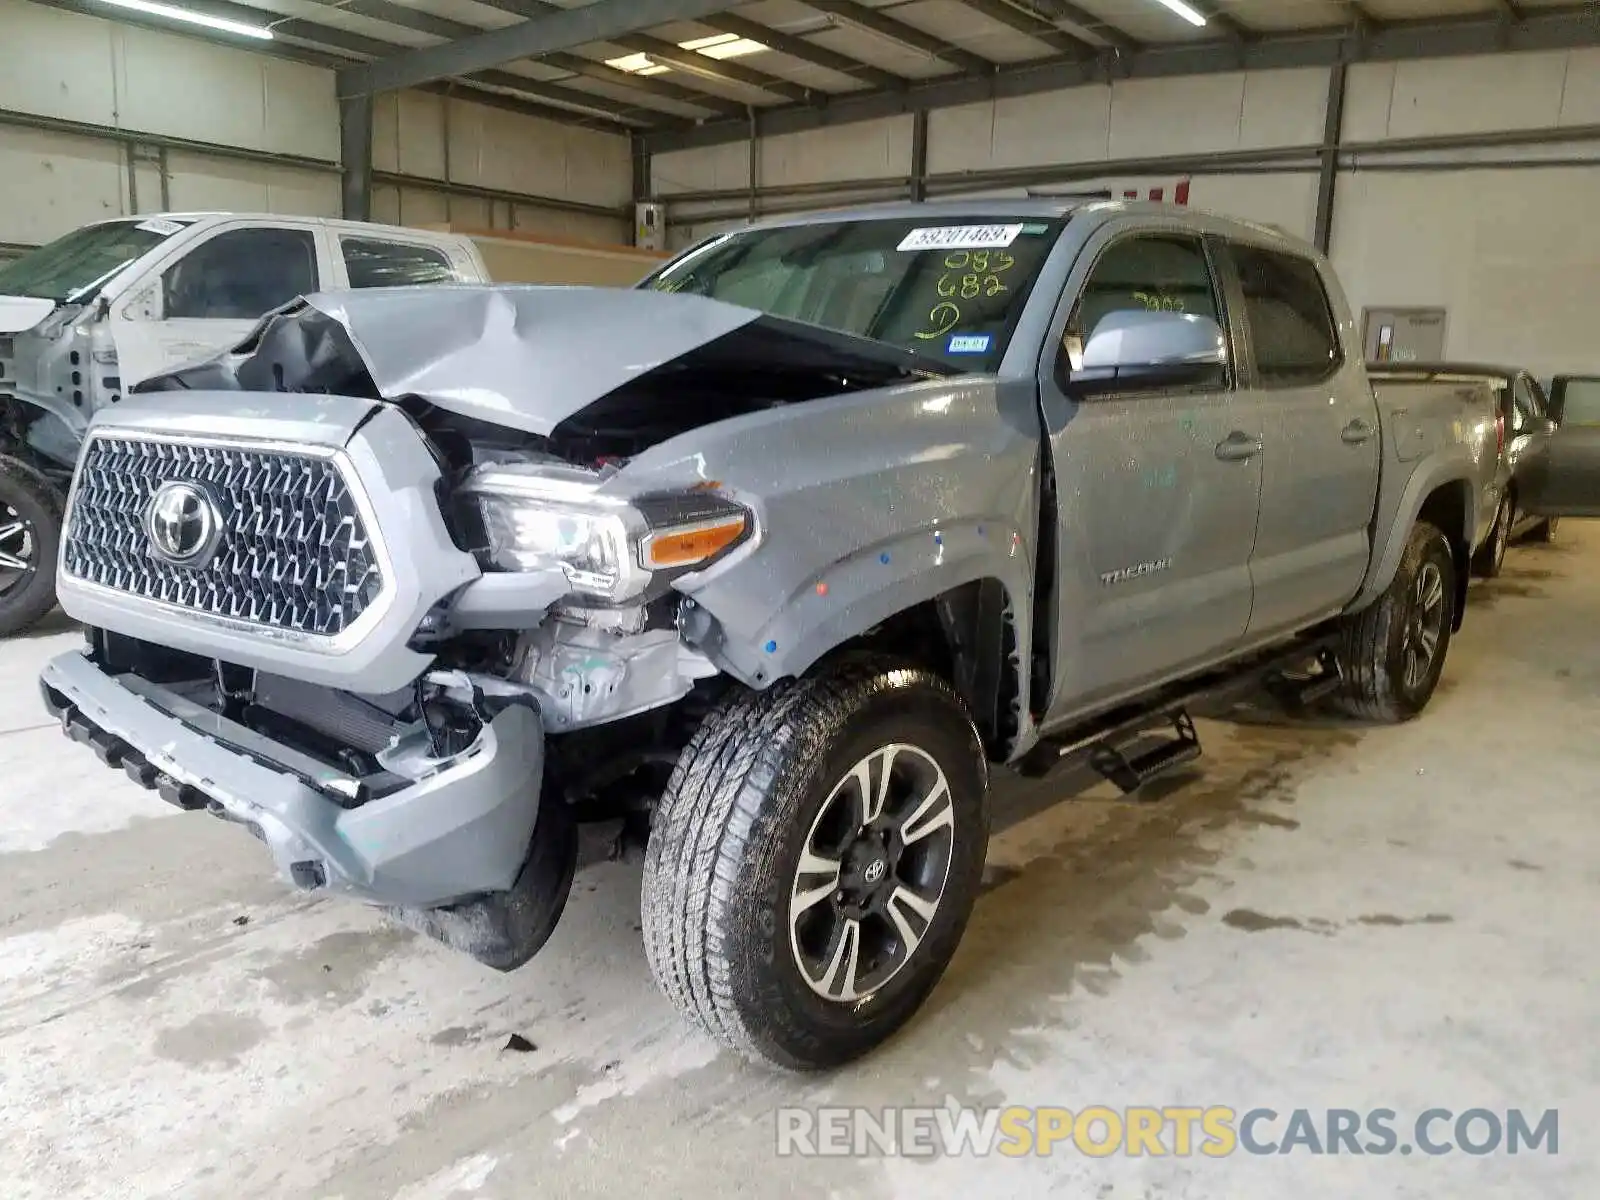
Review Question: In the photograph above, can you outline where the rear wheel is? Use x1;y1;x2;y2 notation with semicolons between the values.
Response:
641;657;988;1070
1471;495;1511;578
1333;522;1456;723
0;456;63;638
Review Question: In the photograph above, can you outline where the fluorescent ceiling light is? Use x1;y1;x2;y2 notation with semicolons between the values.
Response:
605;51;670;75
606;32;768;75
679;32;768;60
1150;0;1208;27
94;0;274;38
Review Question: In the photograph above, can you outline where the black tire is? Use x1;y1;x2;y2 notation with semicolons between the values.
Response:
0;456;63;638
1333;522;1456;723
1529;517;1559;544
1471;495;1511;579
642;656;989;1071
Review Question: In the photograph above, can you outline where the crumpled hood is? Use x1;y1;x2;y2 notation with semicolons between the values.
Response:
138;284;951;453
0;295;56;335
299;286;766;436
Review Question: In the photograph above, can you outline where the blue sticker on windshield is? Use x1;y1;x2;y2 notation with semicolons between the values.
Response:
947;334;991;355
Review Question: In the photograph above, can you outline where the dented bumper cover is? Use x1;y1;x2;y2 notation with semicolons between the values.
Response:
40;648;546;909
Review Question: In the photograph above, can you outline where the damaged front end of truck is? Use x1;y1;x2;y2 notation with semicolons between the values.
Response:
39;285;1037;972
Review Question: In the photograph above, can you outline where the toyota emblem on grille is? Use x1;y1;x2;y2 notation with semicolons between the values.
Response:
144;481;221;567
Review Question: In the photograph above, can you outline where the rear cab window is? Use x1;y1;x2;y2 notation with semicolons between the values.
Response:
341;238;463;288
1227;243;1342;387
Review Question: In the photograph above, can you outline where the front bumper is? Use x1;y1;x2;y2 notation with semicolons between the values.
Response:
39;649;546;910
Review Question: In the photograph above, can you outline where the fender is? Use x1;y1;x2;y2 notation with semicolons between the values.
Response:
693;517;1034;694
1352;461;1476;614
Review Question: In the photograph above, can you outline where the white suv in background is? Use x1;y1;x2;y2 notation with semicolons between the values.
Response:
0;214;489;634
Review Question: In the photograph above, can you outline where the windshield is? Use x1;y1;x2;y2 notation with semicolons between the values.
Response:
0;219;183;303
642;216;1066;371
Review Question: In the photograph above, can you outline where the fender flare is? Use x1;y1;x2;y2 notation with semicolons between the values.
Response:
1353;465;1476;614
697;517;1033;691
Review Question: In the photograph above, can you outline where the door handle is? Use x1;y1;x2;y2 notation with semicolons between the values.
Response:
1215;431;1263;462
1342;419;1375;445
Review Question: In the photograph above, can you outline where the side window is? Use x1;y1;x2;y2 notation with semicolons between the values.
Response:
1073;233;1222;341
1229;243;1341;387
341;238;460;288
162;227;318;320
1553;377;1600;425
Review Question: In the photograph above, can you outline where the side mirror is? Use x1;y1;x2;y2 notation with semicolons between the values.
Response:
1066;310;1228;393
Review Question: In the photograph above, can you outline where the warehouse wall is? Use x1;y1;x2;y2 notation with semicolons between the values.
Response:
371;90;631;244
1330;52;1600;377
653;70;1326;245
652;46;1600;379
0;0;632;256
0;0;338;250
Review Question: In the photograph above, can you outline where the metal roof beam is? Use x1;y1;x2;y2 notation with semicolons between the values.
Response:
1346;1;1380;28
1179;2;1249;44
643;5;1600;153
33;0;653;126
467;0;812;106
1026;0;1141;55
955;0;1097;58
700;12;910;90
305;0;745;118
345;0;748;96
538;52;750;117
802;0;996;75
607;33;814;103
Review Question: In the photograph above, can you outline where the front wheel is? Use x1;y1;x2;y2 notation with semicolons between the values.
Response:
641;657;989;1070
0;456;63;638
1529;516;1560;544
1333;522;1456;723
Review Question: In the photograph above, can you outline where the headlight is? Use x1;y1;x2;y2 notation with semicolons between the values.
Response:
460;465;752;602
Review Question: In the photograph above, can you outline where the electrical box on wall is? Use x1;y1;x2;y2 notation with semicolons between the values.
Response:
1363;308;1448;363
635;203;666;251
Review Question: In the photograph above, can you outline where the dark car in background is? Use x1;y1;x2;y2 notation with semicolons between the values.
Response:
1370;363;1561;576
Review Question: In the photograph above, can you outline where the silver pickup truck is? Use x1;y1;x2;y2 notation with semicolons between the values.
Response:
43;201;1571;1071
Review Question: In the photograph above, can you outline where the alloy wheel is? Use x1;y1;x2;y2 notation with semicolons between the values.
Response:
1493;499;1511;572
789;743;955;1003
0;504;36;598
1403;560;1446;691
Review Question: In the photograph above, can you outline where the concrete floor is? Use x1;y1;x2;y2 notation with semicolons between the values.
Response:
2;531;1597;1200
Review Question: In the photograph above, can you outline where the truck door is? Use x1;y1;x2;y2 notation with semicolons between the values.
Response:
1036;226;1263;722
1223;241;1379;638
113;222;321;387
1518;376;1600;515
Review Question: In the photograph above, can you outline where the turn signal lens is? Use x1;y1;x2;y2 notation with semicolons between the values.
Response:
640;515;749;569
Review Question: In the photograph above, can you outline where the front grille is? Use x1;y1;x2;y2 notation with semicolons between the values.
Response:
64;436;384;637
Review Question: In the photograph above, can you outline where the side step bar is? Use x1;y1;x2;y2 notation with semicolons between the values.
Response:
1018;634;1342;794
1086;710;1202;794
